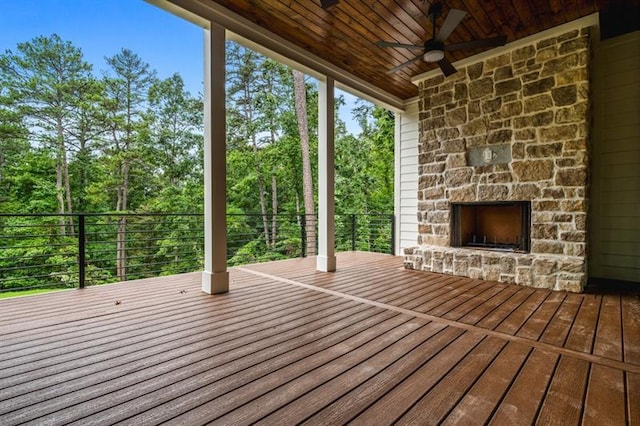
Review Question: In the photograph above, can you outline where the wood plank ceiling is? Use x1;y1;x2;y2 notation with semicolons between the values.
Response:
207;0;638;101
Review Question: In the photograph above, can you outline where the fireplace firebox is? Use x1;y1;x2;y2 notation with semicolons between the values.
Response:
451;201;531;252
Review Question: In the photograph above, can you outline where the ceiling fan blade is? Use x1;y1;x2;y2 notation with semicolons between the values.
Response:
438;57;457;76
435;9;467;42
320;0;338;9
446;35;508;52
376;40;424;50
387;53;424;74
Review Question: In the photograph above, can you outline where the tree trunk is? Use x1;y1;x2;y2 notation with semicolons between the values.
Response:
292;70;315;256
55;118;66;237
254;140;270;248
62;148;75;237
55;158;66;237
271;175;277;247
245;93;270;248
116;215;127;281
116;159;129;282
115;187;125;282
78;138;88;212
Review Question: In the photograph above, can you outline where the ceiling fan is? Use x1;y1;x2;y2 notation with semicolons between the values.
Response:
376;2;507;76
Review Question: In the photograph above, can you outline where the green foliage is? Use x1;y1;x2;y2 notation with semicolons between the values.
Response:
0;149;58;213
336;100;395;215
147;73;203;187
0;37;395;295
0;215;78;290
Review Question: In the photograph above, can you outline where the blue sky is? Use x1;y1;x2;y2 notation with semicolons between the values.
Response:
0;0;204;95
0;0;363;134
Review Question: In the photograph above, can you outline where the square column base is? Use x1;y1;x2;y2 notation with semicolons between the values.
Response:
201;270;229;294
316;255;337;272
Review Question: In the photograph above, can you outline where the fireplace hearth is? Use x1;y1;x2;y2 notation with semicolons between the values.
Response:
451;202;531;253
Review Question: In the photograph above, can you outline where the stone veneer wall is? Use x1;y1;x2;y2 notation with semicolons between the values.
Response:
404;28;591;292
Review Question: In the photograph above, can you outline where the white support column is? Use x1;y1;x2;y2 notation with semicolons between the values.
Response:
317;77;336;272
202;23;229;294
394;111;402;256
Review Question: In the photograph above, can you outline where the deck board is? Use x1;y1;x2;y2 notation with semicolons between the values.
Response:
493;288;551;335
475;286;535;330
439;282;508;320
622;294;640;365
2;298;369;422
583;365;626;425
52;310;400;425
255;321;446;425
401;277;482;314
297;326;463;425
516;291;566;341
564;293;602;353
593;295;624;361
440;342;532;425
488;348;559;425
0;251;638;425
628;372;640;425
396;336;507;425
349;331;484;425
456;284;521;325
167;315;418;425
0;290;335;395
539;292;583;347
536;355;591;425
389;275;476;310
210;318;435;425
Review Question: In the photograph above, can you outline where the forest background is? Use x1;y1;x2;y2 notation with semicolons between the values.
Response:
0;34;394;292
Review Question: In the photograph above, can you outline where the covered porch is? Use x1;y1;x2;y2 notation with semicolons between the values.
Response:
150;0;640;294
1;251;638;424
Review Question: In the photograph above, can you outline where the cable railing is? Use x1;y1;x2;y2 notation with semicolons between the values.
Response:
0;212;394;294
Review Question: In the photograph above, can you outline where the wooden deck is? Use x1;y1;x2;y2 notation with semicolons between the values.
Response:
0;252;638;425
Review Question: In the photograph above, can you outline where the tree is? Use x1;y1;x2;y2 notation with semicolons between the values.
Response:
0;34;96;234
357;102;395;213
256;59;291;247
0;147;58;213
226;43;272;247
0;96;28;200
147;73;203;187
66;78;106;213
102;48;156;281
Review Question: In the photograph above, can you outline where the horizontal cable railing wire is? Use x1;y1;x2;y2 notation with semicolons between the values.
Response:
335;213;395;255
0;212;393;294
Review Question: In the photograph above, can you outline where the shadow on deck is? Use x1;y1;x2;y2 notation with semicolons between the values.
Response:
0;251;638;425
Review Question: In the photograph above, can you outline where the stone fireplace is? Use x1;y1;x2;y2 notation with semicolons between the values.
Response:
404;26;591;292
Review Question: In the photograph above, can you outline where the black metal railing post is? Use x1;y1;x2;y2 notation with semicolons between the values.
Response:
300;213;307;258
390;214;396;255
351;214;356;251
78;214;86;289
